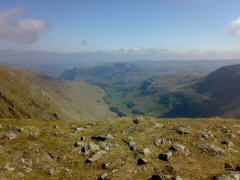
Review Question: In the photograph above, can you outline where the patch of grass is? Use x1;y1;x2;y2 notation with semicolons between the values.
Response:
0;117;240;179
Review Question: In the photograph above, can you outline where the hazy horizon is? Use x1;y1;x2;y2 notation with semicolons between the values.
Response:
1;0;240;61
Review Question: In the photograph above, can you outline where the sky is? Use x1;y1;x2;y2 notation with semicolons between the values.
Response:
1;0;240;59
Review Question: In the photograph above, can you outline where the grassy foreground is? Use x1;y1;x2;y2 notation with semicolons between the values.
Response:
0;117;239;179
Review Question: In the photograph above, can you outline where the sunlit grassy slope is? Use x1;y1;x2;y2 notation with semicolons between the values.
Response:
0;117;239;179
0;65;116;121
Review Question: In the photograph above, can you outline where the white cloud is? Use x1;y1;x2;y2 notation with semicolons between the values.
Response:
0;7;49;43
229;16;240;37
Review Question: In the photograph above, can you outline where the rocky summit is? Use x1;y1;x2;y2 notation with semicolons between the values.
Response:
0;117;239;179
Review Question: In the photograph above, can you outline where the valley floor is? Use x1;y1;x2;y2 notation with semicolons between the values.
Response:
0;117;240;179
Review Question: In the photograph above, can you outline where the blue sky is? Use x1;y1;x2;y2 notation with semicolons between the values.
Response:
1;0;240;59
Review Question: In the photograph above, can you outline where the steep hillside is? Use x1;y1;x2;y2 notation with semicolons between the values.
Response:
158;64;240;118
0;65;116;121
126;73;200;117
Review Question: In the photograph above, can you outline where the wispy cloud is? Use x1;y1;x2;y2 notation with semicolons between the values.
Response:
229;16;240;37
0;7;49;43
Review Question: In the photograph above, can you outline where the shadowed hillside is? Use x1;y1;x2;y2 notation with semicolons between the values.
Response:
0;65;116;121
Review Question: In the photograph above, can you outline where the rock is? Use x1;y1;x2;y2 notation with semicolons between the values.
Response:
226;133;236;139
81;143;100;155
80;136;86;141
227;148;239;153
86;150;107;163
137;158;148;165
235;164;240;171
53;125;59;129
153;123;164;128
29;132;39;139
14;126;24;132
129;145;137;151
202;130;214;139
176;126;189;134
45;166;55;176
155;138;169;147
224;163;235;171
74;127;84;132
123;138;135;146
170;143;189;156
199;144;225;155
4;163;15;172
139;148;151;155
74;141;84;147
4;132;17;141
98;173;109;180
159;152;172;161
222;140;234;147
133;119;140;124
112;169;119;173
64;168;70;173
213;171;240;180
150;172;166;180
23;167;32;174
92;134;114;141
0;124;2;128
102;163;110;169
233;125;240;128
170;176;182;180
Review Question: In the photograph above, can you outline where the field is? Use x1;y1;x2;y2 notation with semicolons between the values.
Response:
0;117;239;179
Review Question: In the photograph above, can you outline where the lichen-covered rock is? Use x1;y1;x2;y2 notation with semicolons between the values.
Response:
170;143;189;156
199;144;225;155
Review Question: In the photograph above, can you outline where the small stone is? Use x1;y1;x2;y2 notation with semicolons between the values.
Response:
150;172;166;180
227;148;239;153
159;152;172;161
202;130;214;140
29;132;39;139
137;158;148;165
139;148;151;155
130;145;137;151
4;163;15;172
98;173;109;180
23;167;32;174
4;132;17;141
171;176;183;180
64;168;70;173
153;123;164;128
235;164;240;171
46;166;55;176
213;171;240;180
155;138;168;147
222;140;234;147
53;125;59;129
176;126;189;134
224;163;235;171
102;163;110;169
92;134;114;141
226;133;236;139
112;169;119;173
170;143;189;156
74;127;84;132
133;119;140;124
14;126;24;132
86;150;107;163
80;136;86;141
74;141;84;147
